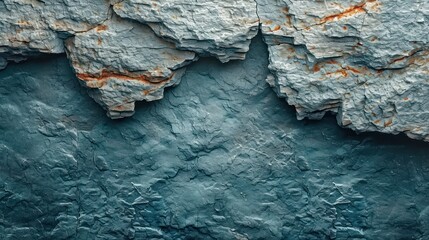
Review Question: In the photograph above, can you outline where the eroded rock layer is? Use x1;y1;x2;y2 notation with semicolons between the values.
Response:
0;0;428;141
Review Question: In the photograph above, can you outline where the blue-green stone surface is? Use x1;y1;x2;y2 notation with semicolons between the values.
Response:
1;36;429;240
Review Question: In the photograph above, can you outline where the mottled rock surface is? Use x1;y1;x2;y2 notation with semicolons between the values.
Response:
1;37;429;239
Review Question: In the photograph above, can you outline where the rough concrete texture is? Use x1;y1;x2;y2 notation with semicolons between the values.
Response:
1;37;429;239
113;0;260;62
65;16;197;118
258;0;429;141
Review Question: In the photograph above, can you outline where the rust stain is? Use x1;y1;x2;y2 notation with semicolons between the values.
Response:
384;119;393;127
97;37;102;45
320;2;367;23
344;66;362;74
391;55;408;64
111;105;129;111
313;63;321;72
96;25;108;32
17;20;31;26
323;66;363;77
76;69;174;85
282;7;289;14
404;97;409;101
373;119;381;124
327;69;349;77
271;25;281;32
282;7;293;26
326;60;338;65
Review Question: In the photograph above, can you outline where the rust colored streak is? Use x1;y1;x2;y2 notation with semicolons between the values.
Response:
271;25;281;32
326;60;339;65
313;63;321;72
96;25;108;32
326;69;348;77
344;66;362;74
391;55;408;64
282;7;293;26
337;69;348;77
320;2;367;23
384;119;393;127
76;70;174;85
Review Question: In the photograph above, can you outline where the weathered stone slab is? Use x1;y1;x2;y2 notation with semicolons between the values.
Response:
0;0;111;64
113;0;260;62
65;16;197;118
258;0;429;141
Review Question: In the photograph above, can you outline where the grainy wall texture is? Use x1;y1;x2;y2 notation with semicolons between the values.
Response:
1;1;429;239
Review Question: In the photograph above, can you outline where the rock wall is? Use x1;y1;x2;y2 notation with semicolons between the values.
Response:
1;1;429;239
0;0;428;140
1;36;429;239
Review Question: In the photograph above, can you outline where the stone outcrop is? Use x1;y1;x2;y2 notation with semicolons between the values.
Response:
0;0;111;68
113;0;260;62
65;16;197;118
258;0;429;141
0;0;428;141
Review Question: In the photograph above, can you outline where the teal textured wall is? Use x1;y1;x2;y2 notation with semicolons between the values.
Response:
1;36;429;240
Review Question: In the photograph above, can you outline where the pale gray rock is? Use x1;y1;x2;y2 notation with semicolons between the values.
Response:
258;0;429;141
113;0;260;62
0;0;111;65
65;16;197;118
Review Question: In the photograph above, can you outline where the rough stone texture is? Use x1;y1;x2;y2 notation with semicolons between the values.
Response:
2;37;429;239
258;0;429;141
65;16;197;118
113;0;260;62
0;0;111;64
0;0;428;140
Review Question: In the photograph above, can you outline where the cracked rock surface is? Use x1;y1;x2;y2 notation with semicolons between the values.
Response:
0;0;428;140
1;37;429;239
